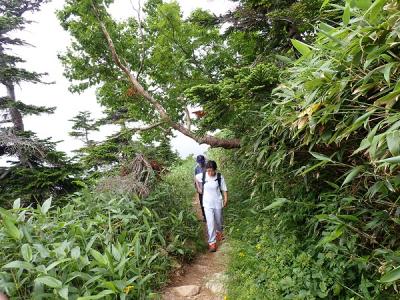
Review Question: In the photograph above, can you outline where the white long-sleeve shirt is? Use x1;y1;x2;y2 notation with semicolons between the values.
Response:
195;173;228;209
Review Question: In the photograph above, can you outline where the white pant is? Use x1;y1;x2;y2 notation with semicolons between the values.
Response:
204;207;223;244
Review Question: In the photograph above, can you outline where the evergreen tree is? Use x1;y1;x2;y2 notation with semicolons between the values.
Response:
0;0;52;162
0;1;81;206
0;0;53;133
69;111;98;146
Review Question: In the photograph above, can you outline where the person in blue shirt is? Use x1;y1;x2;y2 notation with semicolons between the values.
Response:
194;155;206;221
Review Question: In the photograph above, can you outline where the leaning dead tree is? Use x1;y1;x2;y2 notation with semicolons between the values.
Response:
96;154;154;197
92;4;241;149
0;129;45;159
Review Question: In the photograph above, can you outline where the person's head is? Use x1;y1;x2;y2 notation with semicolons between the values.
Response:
196;155;205;166
205;160;217;176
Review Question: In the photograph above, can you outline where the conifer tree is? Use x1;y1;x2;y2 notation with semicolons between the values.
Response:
0;1;81;206
69;111;98;146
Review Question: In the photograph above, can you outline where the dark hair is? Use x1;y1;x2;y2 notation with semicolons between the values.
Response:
205;160;217;170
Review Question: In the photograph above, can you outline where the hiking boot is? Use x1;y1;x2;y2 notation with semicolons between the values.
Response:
216;231;224;242
208;242;217;252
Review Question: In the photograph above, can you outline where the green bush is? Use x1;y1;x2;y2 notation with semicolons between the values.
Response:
225;0;400;298
210;143;399;299
0;159;202;299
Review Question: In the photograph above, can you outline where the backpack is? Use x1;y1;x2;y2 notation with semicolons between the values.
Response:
201;171;222;194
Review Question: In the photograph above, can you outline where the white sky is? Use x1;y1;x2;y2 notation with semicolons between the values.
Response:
2;0;237;160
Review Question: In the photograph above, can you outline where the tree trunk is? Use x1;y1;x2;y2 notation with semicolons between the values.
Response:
5;82;24;132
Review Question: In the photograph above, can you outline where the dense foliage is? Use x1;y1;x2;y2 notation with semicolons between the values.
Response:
4;0;400;299
0;159;202;299
214;0;400;299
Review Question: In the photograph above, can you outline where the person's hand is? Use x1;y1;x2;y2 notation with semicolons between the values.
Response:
223;199;228;208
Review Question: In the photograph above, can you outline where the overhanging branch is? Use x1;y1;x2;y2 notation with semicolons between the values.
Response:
127;121;165;133
92;4;240;149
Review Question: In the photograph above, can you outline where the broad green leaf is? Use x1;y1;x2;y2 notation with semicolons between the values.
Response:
380;267;400;283
90;249;107;266
383;63;395;85
41;197;52;214
138;273;155;286
325;181;340;190
35;276;62;289
310;152;333;162
0;207;15;220
377;156;400;164
353;0;372;10
353;137;370;154
318;226;344;246
300;160;327;176
71;246;81;259
3;260;33;270
338;214;359;222
342;166;364;186
386;131;400;156
354;109;376;124
275;54;293;64
33;244;50;258
374;89;400;108
21;225;32;243
321;0;330;8
262;198;289;211
3;217;22;240
365;0;386;23
58;286;69;300
46;258;71;271
319;27;343;45
343;1;351;25
77;290;115;300
135;233;141;258
85;234;98;252
13;198;21;209
291;39;313;56
319;22;335;33
147;253;159;266
21;244;33;262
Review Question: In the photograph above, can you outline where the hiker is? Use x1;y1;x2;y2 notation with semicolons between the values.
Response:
194;155;207;221
195;160;228;252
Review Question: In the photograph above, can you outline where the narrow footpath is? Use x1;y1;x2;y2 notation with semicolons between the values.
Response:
161;197;229;300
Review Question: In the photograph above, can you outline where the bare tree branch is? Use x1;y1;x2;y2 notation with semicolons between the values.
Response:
92;4;241;149
184;106;191;131
127;121;165;133
130;0;146;80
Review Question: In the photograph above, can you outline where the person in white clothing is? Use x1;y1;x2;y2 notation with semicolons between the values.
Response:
195;160;228;252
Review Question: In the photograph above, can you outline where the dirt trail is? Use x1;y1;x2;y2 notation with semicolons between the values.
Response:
161;197;229;300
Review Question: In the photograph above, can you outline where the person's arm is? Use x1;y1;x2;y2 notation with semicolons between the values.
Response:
223;191;228;207
195;174;202;194
221;175;228;207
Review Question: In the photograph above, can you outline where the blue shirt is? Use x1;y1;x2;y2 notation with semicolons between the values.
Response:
194;165;205;175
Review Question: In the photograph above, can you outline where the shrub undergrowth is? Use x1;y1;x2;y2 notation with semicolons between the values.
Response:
210;144;399;299
0;159;202;299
